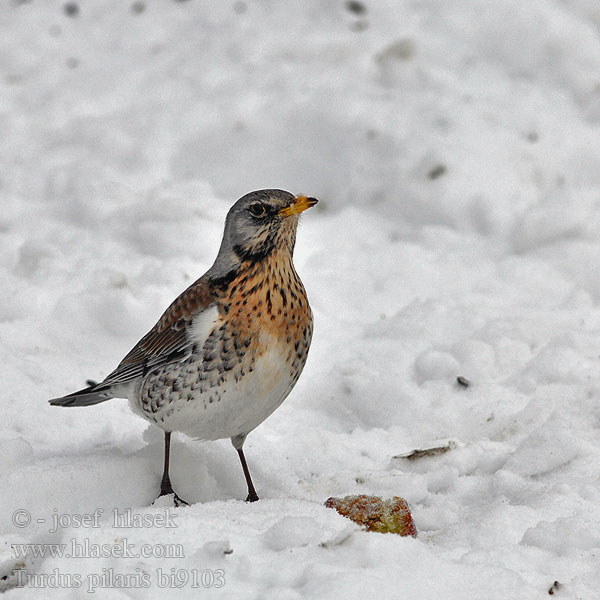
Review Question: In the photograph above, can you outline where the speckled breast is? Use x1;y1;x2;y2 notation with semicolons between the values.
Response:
137;254;313;440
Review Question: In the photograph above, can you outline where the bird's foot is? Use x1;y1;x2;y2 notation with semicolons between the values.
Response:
172;493;190;508
155;479;189;507
245;491;259;503
152;492;189;508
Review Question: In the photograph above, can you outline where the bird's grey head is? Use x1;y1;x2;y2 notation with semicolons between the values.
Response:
209;189;318;279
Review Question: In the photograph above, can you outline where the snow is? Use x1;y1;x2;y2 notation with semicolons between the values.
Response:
2;0;600;597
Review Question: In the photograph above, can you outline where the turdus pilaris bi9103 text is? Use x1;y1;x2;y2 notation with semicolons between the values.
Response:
49;189;318;506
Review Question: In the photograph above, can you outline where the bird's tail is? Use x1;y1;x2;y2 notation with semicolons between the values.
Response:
49;383;116;407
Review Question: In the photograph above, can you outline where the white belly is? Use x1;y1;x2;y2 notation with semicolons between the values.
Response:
130;341;297;442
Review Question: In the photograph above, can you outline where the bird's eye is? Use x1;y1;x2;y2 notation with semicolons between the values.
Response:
248;203;267;218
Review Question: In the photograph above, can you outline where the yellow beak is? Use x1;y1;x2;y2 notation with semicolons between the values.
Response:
278;195;318;217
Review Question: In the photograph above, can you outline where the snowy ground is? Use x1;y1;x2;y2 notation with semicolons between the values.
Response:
2;0;600;598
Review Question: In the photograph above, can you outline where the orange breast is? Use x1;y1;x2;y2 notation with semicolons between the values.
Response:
218;252;313;371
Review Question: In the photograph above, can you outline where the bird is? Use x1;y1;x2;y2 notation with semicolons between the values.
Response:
49;189;318;506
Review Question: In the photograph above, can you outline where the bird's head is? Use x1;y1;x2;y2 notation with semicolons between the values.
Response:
211;190;318;275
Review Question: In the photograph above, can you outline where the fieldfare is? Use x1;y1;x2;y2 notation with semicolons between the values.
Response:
50;189;317;505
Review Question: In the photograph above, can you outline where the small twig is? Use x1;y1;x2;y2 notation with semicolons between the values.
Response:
394;441;457;461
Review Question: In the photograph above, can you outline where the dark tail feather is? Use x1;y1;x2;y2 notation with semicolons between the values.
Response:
49;384;115;407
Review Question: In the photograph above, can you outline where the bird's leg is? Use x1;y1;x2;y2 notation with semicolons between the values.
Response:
157;431;188;507
159;431;174;495
236;448;259;502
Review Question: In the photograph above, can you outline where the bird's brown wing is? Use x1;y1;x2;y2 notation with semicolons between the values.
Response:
101;277;218;386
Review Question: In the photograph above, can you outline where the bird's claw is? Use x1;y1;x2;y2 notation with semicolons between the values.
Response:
153;492;189;508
